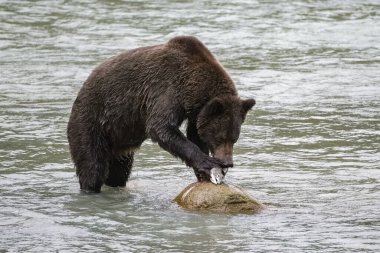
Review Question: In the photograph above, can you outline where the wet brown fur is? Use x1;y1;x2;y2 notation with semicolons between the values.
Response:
67;36;255;193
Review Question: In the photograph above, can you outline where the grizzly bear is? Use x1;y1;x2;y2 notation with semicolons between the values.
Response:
67;36;255;193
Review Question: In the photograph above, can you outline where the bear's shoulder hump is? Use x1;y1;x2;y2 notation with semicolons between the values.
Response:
167;36;214;59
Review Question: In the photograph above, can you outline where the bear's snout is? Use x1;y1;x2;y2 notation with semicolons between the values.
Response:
213;143;234;168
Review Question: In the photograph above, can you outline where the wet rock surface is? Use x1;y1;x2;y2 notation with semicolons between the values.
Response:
175;182;264;214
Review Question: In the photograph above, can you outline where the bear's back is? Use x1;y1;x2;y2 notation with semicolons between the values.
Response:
82;36;236;105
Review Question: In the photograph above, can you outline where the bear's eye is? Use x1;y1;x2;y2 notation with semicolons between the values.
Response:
214;132;228;145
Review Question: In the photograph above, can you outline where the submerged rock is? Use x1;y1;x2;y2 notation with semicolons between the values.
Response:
175;182;264;214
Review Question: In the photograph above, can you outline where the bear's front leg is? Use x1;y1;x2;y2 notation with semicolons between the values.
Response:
187;121;213;181
149;124;227;180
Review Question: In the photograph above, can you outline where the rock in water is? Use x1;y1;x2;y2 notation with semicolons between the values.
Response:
175;182;264;214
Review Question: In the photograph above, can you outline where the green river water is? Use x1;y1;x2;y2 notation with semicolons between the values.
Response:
0;1;379;252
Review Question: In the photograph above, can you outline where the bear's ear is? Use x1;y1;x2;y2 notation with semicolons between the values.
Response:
204;97;225;117
242;98;256;113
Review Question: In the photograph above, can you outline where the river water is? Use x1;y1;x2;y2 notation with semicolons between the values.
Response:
0;0;379;252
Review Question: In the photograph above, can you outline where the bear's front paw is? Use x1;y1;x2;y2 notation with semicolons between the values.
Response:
193;156;224;182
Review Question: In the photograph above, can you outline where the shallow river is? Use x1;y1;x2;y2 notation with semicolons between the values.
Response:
0;0;379;252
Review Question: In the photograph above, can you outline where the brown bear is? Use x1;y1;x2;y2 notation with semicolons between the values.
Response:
67;36;255;193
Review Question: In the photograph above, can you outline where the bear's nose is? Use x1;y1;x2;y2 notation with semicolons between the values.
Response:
224;156;233;168
225;162;233;168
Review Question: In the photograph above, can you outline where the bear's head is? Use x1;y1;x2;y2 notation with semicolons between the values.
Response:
196;96;256;168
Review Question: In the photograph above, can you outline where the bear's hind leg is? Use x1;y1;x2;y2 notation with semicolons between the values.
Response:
78;162;107;193
69;127;111;193
105;153;134;187
76;146;111;193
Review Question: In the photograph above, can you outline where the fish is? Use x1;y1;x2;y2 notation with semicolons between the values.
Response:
210;167;228;185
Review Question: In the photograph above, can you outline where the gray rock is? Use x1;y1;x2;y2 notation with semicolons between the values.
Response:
175;182;264;214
